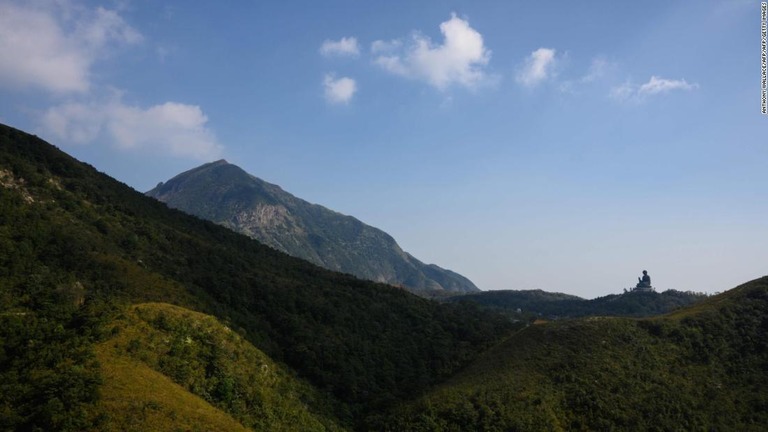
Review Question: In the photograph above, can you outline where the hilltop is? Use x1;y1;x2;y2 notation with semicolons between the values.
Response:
147;160;479;296
449;288;708;320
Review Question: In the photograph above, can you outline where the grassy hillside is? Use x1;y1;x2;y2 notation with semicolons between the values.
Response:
96;303;342;431
378;277;768;431
0;123;513;429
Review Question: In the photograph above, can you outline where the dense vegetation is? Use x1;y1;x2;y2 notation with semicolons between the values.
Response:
147;160;479;296
449;288;708;320
1;122;766;431
0;123;513;429
380;278;768;431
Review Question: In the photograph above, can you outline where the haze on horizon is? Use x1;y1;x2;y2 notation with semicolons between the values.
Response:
0;0;764;299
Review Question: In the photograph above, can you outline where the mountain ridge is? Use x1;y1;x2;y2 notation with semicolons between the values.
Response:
147;160;479;295
449;287;708;319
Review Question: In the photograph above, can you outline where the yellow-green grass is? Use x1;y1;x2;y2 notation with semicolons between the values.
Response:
95;342;250;432
96;303;344;431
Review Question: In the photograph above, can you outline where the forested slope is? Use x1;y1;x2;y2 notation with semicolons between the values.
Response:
0;123;513;430
380;277;768;431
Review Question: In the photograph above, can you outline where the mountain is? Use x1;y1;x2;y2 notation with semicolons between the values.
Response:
0;123;512;430
449;288;708;319
146;160;479;296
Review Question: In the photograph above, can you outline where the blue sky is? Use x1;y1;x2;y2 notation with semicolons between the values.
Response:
1;0;765;298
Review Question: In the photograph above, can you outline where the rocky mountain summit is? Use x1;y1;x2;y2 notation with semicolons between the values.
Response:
147;160;479;295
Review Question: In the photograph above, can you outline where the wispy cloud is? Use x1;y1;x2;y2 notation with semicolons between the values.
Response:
558;56;617;94
320;37;360;57
516;48;557;87
323;74;357;104
637;76;698;95
0;1;142;93
581;57;612;83
372;13;492;90
611;75;699;102
370;39;402;54
40;92;222;160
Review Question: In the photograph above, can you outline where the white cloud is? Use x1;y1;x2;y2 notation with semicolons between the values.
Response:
638;76;698;95
320;37;360;57
2;1;223;161
323;74;357;104
40;94;222;160
611;75;698;102
372;14;491;90
0;1;142;93
516;48;557;87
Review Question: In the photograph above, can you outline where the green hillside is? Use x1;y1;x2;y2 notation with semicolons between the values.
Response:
379;277;768;431
0;123;513;430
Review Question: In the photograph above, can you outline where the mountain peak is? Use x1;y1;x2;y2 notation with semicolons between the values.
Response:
199;159;231;170
147;161;480;295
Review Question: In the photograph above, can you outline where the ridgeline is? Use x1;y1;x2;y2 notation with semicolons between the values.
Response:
448;288;708;320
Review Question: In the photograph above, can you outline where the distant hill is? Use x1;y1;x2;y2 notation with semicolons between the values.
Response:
378;277;768;431
146;160;479;296
448;288;708;319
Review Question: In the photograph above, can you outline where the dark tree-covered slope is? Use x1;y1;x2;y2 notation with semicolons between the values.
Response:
0;123;512;429
146;160;479;296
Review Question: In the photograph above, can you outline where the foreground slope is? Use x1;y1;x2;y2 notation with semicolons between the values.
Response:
0;123;512;429
380;277;768;431
96;303;342;431
147;160;479;296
